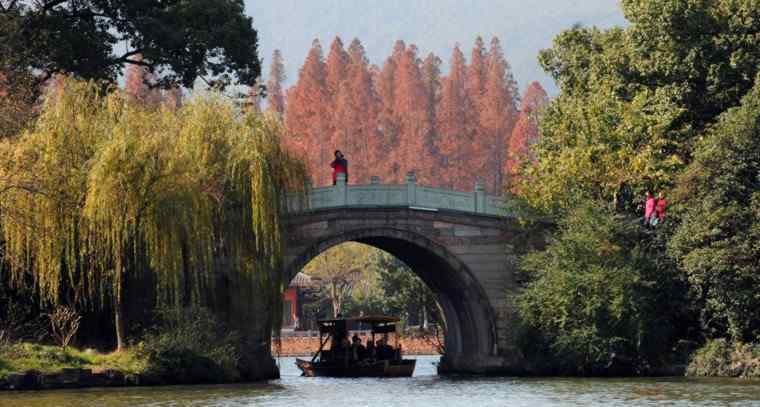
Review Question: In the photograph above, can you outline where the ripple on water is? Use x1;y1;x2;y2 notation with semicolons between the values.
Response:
1;356;759;407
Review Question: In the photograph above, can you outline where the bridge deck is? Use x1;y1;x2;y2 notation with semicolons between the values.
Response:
287;172;510;217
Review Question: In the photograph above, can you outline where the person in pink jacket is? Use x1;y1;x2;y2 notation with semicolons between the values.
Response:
644;191;656;227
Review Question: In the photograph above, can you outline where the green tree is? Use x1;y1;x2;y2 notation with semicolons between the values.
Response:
303;243;377;318
0;0;260;89
518;205;692;374
523;0;760;215
375;253;439;329
669;74;760;343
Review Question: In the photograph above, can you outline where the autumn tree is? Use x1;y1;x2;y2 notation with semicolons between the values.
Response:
375;45;402;182
506;81;548;185
436;45;471;189
394;45;433;184
285;40;331;185
267;49;286;116
421;53;442;181
334;39;378;184
477;37;519;192
466;36;488;115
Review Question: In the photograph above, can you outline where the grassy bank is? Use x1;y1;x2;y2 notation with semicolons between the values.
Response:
687;340;760;379
0;343;146;378
0;343;145;377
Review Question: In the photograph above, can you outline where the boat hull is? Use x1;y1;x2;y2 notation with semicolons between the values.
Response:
296;358;416;378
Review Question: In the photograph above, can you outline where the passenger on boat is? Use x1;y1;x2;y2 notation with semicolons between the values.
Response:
366;338;375;359
351;334;366;361
376;338;395;361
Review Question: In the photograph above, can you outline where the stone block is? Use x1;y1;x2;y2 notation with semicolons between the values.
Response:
453;226;483;237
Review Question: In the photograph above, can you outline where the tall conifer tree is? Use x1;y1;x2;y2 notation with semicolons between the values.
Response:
478;37;519;192
421;53;443;181
436;45;471;189
507;81;549;184
285;40;330;185
267;49;287;116
394;45;431;184
334;39;378;184
376;48;401;181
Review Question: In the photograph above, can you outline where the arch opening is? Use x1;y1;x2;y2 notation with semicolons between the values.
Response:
283;227;498;367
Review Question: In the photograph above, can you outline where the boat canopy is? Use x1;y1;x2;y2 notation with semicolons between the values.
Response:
317;315;399;335
318;315;400;324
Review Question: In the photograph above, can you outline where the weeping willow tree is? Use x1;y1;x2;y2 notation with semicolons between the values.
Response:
0;79;306;351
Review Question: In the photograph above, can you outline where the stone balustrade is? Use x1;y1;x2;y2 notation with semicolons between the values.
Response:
287;172;510;217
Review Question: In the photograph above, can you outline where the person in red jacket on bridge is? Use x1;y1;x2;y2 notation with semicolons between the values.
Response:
330;150;348;185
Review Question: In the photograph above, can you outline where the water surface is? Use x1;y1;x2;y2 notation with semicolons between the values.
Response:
1;356;759;407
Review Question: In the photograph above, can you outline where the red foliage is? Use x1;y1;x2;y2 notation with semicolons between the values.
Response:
284;40;331;185
506;81;549;183
435;44;472;189
476;38;519;193
278;36;545;194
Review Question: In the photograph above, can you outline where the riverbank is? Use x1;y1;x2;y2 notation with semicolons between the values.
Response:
0;343;278;391
273;335;441;356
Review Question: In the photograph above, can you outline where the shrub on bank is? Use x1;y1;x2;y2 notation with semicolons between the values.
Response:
138;306;242;384
687;339;760;379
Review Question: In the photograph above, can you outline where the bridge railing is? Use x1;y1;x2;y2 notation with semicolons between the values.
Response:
286;171;509;217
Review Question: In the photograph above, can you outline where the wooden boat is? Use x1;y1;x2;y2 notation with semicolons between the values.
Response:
295;315;416;378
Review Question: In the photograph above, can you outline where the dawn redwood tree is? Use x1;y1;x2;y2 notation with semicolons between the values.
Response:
334;39;378;184
394;45;432;184
285;40;331;185
376;50;401;182
507;81;548;184
466;36;488;112
325;37;350;101
478;37;519;192
436;45;471;189
421;53;442;181
325;37;350;152
267;49;286;116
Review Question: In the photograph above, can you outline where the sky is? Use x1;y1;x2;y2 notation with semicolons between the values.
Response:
243;0;627;95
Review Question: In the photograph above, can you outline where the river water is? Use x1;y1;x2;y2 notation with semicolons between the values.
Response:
2;356;759;407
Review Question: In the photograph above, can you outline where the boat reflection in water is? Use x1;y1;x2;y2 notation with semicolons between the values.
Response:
296;316;416;378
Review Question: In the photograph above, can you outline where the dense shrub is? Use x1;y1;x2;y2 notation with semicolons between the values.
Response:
517;204;694;375
687;339;760;379
139;306;242;384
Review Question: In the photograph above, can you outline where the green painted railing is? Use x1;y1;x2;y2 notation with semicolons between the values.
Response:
287;172;510;217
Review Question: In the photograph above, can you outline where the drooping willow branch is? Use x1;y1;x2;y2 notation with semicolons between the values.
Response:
0;79;307;344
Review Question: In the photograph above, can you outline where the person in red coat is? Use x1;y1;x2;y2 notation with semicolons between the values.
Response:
330;150;348;185
655;191;667;224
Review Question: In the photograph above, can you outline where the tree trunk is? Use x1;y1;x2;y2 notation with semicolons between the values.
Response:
422;301;429;330
114;266;126;351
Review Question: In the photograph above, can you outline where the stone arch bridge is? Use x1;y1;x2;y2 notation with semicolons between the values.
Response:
284;173;544;374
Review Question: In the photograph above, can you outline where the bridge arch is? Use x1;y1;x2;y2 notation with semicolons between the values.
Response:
284;226;497;361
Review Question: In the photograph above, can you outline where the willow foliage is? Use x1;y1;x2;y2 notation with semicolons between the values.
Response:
0;79;306;337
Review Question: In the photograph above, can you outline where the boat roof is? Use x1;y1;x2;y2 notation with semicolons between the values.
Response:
318;315;400;324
